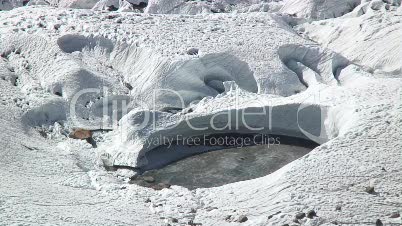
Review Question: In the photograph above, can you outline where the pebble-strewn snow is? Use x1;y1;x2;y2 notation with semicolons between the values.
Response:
0;1;401;226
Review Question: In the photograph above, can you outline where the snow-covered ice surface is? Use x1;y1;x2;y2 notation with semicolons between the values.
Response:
1;1;402;226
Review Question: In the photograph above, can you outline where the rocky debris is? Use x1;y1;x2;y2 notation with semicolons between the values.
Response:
306;210;317;219
107;5;118;11
186;47;199;55
145;198;151;203
151;183;171;190
365;186;376;194
225;215;233;222
295;212;306;219
53;23;61;30
225;214;248;223
142;176;155;183
128;174;169;189
86;137;97;148
236;215;248;223
268;211;281;219
389;212;400;218
375;219;383;226
205;206;218;211
189;208;196;213
187;219;202;226
123;82;133;90
69;128;92;139
335;205;342;211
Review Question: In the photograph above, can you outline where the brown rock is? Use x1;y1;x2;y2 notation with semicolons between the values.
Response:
69;128;92;139
390;212;400;218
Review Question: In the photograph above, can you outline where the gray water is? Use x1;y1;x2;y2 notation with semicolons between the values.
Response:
133;142;314;190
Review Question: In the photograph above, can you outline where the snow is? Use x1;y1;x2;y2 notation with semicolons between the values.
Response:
280;0;361;20
298;2;402;75
1;1;402;226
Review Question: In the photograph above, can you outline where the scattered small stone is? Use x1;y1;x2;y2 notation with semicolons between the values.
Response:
142;176;155;183
268;211;281;219
205;206;218;211
307;210;317;219
390;212;400;218
182;108;193;114
145;198;151;203
53;23;61;30
365;186;376;194
38;130;47;138
151;183;171;190
107;5;118;11
124;82;133;90
376;219;383;226
106;14;118;19
190;208;197;213
335;205;342;211
282;224;289;226
225;215;232;222
186;47;199;55
86;137;97;148
237;215;248;223
171;218;178;223
69;128;92;139
295;212;306;219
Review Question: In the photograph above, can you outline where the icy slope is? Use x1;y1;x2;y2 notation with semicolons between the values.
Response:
0;76;165;225
298;1;402;75
1;0;280;12
144;0;284;14
0;7;311;97
279;0;361;20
